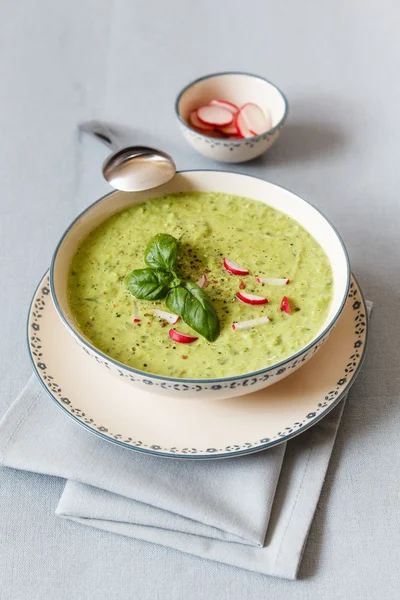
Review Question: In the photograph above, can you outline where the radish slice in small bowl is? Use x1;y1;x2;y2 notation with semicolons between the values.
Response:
235;110;254;138
232;316;270;330
257;277;290;285
240;103;272;135
189;110;214;131
196;274;208;289
236;292;268;305
209;99;239;114
223;257;249;276
219;121;239;135
153;309;180;324
169;329;198;344
197;105;233;126
280;296;291;314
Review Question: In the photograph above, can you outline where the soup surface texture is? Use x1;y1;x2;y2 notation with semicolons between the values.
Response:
67;192;333;378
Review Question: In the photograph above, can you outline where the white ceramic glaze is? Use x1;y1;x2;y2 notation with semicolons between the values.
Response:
175;72;288;163
50;170;350;400
30;273;367;459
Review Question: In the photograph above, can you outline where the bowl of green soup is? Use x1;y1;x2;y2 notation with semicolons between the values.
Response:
50;170;350;400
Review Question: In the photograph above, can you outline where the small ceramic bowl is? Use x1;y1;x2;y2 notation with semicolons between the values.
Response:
175;72;288;163
50;171;350;400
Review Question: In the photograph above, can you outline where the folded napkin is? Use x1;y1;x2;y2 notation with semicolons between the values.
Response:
0;302;371;579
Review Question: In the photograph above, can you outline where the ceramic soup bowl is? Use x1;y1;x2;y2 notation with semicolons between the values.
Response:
50;170;350;400
175;72;288;163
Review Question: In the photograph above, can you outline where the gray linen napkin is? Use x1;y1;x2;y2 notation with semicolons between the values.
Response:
0;302;371;579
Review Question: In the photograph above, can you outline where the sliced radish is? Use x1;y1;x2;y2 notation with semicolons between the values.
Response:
257;277;290;286
232;316;270;331
223;257;249;276
169;329;198;344
236;292;269;305
236;110;254;138
240;103;271;135
209;99;239;114
280;296;291;314
196;274;208;289
219;121;239;135
197;105;233;127
153;309;180;324
189;110;214;131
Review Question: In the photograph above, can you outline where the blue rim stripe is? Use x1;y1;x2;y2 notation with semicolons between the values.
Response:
49;169;351;384
174;71;289;142
28;272;368;460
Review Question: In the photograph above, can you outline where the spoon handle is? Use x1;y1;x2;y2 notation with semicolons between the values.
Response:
79;120;123;151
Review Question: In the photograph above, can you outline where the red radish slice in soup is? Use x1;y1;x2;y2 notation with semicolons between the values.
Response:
236;110;254;138
209;99;239;114
153;309;180;324
232;316;270;330
257;277;290;285
197;105;234;126
240;103;271;135
280;296;291;314
196;274;208;289
223;257;249;276
236;292;269;305
169;329;198;343
189;110;214;131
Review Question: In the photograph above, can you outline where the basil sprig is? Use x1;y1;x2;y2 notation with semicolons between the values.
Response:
144;233;179;271
125;268;172;301
125;234;220;342
166;282;220;342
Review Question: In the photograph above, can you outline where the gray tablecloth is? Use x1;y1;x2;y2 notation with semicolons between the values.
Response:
1;1;399;598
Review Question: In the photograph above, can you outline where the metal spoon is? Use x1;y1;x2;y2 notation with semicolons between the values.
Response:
79;120;176;192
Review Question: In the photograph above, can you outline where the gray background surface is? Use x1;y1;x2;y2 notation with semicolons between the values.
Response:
0;1;399;598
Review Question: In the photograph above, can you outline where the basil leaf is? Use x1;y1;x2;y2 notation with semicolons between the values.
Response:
144;233;178;271
166;282;220;342
125;268;171;300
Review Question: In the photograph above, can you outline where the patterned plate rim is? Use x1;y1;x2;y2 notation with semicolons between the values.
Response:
27;271;369;460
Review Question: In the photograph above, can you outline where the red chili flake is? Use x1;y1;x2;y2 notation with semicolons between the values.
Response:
280;296;291;314
147;322;152;326
182;355;188;360
213;280;218;284
103;291;108;295
239;281;246;290
286;279;291;284
133;318;141;323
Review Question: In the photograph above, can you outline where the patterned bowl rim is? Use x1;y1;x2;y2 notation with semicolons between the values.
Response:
28;274;368;459
174;71;289;142
49;170;351;384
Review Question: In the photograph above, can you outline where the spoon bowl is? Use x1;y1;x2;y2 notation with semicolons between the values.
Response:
102;146;176;192
80;121;176;192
